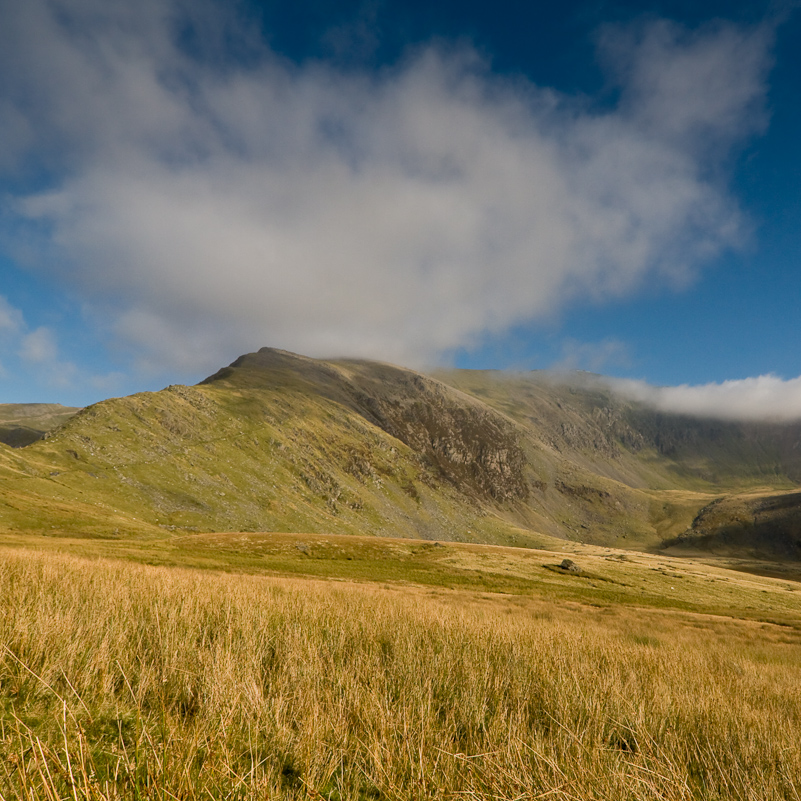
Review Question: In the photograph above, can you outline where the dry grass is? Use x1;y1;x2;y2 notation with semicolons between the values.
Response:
1;546;801;799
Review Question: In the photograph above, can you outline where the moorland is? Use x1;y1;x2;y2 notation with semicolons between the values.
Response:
1;347;801;799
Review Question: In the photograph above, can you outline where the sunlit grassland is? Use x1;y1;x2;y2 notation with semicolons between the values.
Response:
1;536;801;799
2;527;800;622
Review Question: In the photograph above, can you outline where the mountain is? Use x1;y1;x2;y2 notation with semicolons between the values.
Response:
0;403;81;447
1;348;800;558
435;369;801;489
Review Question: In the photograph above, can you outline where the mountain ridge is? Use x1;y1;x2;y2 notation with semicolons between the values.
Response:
1;347;799;560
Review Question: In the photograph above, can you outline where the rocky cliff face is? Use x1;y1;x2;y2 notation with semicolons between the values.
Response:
341;368;529;503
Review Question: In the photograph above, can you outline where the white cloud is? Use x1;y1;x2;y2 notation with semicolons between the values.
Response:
598;18;771;156
608;374;801;422
0;296;23;333
19;326;57;364
0;1;775;374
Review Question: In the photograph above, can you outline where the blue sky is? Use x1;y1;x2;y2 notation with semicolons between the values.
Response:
0;0;800;415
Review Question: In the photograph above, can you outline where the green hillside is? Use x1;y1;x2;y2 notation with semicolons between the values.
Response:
1;348;800;559
664;489;801;560
0;351;543;546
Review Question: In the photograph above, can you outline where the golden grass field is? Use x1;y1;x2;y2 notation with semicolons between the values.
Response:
1;532;801;799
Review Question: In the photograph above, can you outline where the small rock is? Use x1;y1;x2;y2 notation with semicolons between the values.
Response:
559;558;581;573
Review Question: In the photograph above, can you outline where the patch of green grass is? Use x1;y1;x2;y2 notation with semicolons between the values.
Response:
3;528;800;627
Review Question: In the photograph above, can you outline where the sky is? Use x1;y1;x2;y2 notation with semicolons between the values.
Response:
0;0;800;419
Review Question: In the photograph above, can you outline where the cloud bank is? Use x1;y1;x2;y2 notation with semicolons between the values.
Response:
0;1;774;374
606;375;801;423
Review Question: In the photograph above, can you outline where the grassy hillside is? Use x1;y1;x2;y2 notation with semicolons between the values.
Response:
0;352;550;547
0;350;640;547
1;348;800;557
665;489;801;560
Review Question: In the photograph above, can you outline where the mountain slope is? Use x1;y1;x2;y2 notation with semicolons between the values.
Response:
1;348;799;557
0;351;543;545
436;369;801;491
200;350;672;545
664;490;801;559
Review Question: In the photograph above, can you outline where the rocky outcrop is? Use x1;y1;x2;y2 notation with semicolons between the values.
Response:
349;384;529;502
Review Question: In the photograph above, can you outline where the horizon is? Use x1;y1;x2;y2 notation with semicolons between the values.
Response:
6;345;801;426
1;0;800;414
